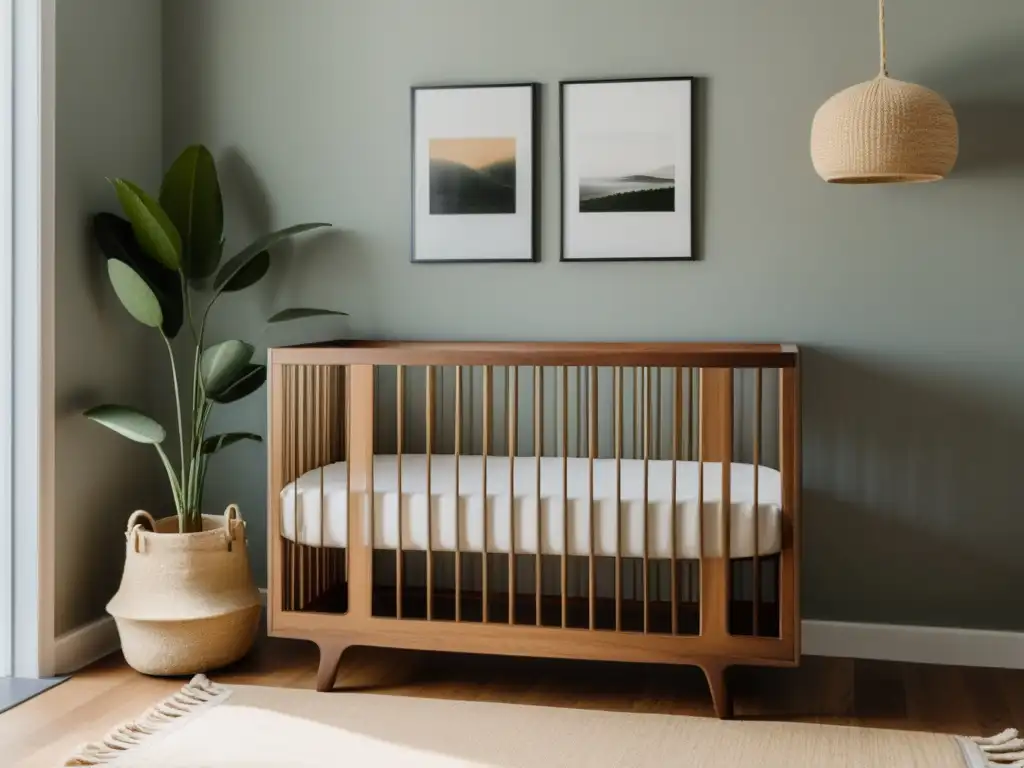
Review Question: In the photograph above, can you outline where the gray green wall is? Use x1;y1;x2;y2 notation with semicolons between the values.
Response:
56;0;166;635
163;0;1024;631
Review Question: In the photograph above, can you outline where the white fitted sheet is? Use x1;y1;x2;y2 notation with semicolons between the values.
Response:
280;455;783;560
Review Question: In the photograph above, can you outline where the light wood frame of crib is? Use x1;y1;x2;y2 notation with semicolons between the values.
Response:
267;342;801;718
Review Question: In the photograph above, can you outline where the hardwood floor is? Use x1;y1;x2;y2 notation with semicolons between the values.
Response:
3;633;1022;767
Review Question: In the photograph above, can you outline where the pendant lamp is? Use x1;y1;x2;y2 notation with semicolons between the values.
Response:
810;0;958;183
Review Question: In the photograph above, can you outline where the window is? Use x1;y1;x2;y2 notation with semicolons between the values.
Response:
0;0;14;680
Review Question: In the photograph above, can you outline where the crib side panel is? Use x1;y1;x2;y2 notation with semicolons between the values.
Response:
268;344;799;670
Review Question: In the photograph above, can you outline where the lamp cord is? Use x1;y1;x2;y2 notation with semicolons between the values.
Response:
878;0;888;77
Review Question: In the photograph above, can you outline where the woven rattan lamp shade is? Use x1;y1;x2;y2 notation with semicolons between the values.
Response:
810;0;958;183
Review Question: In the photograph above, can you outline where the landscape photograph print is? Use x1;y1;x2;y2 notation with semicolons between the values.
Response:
429;137;517;215
577;132;676;213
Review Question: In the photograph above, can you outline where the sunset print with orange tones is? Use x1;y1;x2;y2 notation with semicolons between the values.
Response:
429;137;517;215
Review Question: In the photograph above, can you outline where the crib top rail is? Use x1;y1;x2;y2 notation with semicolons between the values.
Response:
269;341;799;369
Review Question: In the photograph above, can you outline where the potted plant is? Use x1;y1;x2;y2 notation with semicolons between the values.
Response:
87;145;341;675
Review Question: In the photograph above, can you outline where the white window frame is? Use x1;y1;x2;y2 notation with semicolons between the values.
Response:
3;0;55;679
0;0;13;680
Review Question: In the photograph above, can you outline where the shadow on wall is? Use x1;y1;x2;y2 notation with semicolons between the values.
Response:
220;147;275;235
801;348;1024;630
951;102;1024;179
923;38;1024;179
216;145;353;346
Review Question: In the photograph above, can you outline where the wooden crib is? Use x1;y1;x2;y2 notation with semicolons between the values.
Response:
267;341;800;718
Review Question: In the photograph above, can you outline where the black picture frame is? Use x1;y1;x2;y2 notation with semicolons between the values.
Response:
411;82;541;264
559;76;697;263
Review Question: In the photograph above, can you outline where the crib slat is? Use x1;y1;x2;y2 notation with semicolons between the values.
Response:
438;367;445;454
753;368;762;636
699;368;733;639
560;366;568;629
455;365;463;623
696;369;704;633
689;368;696;461
297;366;304;610
576;367;583;458
396;365;404;620
672;367;681;635
633;367;640;459
614;366;623;632
346;365;375;618
588;366;597;631
643;367;651;634
345;366;351;586
535;365;543;626
483;365;492;624
369;367;376;616
291;365;299;611
318;366;325;599
426;365;435;622
655;367;662;460
507;365;517;625
301;366;310;609
328;365;337;463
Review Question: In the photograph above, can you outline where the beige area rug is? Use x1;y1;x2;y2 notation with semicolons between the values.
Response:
65;675;1021;767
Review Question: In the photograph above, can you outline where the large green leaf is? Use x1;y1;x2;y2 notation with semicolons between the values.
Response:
200;340;255;396
267;307;348;323
84;404;166;444
111;179;182;272
208;363;266;404
107;260;163;328
221;250;269;293
201;432;263;455
159;145;224;280
93;214;183;338
213;223;330;292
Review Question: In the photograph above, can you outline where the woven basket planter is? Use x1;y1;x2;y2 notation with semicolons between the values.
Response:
107;506;262;676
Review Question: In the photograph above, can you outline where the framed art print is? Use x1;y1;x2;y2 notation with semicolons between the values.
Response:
560;77;694;262
412;83;540;263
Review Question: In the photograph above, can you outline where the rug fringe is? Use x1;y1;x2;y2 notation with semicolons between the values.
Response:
971;729;1024;767
63;674;229;766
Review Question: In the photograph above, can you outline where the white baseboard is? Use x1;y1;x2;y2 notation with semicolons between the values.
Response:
53;616;120;675
802;619;1024;669
48;604;1024;674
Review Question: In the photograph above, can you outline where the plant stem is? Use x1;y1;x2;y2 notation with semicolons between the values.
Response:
191;344;202;445
199;293;218;361
187;400;213;520
191;296;212;517
195;456;209;519
154;443;183;518
162;332;187;521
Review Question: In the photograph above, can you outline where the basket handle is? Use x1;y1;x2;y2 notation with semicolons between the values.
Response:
223;504;243;551
125;510;156;553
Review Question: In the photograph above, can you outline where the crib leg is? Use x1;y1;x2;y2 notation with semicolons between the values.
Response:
316;641;350;692
701;663;734;720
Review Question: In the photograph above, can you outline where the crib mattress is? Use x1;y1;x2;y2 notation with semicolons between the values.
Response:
280;455;783;560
